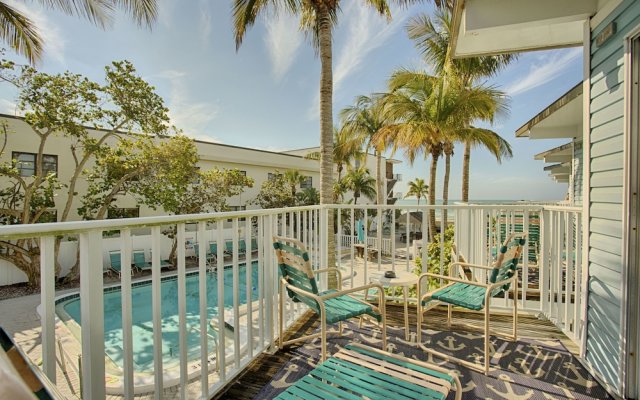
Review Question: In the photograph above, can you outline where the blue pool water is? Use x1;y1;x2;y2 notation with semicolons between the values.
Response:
60;262;259;372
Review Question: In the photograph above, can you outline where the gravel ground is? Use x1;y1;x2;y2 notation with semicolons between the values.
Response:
0;278;84;301
0;273;131;301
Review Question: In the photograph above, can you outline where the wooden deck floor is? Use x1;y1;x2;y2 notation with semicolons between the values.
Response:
212;304;578;400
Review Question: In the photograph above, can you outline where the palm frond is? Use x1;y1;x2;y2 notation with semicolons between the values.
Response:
233;0;301;50
0;3;42;64
112;0;158;27
37;0;112;27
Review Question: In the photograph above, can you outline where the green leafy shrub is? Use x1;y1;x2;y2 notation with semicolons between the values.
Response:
414;225;455;292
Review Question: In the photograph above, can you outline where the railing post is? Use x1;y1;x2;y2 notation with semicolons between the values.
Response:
40;235;56;383
540;210;549;314
120;229;134;399
197;221;208;397
264;214;274;352
151;226;164;397
176;223;188;399
79;230;105;399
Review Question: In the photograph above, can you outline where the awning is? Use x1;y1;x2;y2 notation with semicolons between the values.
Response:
515;83;583;140
450;0;601;57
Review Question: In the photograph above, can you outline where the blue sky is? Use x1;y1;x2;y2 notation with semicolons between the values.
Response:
2;1;582;201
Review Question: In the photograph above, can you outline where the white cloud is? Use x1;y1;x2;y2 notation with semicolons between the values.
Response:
333;4;408;92
158;70;220;141
504;48;582;96
264;12;303;81
306;3;410;119
157;1;177;29
198;0;213;45
4;0;65;64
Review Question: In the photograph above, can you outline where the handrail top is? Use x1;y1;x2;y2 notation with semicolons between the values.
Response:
0;203;581;239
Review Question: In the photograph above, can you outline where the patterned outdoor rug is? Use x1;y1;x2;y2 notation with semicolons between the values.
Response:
254;321;612;399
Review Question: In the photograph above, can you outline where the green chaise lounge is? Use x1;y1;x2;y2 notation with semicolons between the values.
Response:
274;343;461;400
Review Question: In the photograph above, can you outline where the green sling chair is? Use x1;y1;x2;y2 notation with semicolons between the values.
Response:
273;235;387;362
417;232;527;374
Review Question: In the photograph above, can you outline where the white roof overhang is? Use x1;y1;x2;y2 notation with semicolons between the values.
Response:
450;0;619;57
544;162;571;174
534;142;574;163
545;162;571;182
515;83;583;140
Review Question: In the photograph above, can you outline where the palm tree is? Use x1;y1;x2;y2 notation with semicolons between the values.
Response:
379;70;506;239
341;94;392;205
233;0;407;288
407;9;514;202
333;178;349;203
297;187;320;205
2;0;157;64
284;169;306;199
305;127;364;182
343;167;376;205
405;178;429;204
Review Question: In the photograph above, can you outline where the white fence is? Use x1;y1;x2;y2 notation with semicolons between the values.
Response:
338;235;393;256
0;203;585;399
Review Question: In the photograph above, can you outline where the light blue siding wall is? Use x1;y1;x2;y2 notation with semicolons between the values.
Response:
587;0;640;391
573;141;583;206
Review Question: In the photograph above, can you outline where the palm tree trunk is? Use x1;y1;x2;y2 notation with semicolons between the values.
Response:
375;150;383;205
442;141;453;230
428;154;438;242
317;5;336;288
462;141;471;202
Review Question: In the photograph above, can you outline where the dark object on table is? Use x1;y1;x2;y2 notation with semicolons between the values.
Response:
384;270;396;278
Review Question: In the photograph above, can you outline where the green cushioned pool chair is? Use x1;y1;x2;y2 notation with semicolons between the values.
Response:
132;249;152;272
274;343;461;400
417;232;527;374
273;235;387;362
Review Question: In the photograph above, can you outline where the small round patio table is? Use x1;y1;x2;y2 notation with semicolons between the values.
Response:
368;270;417;341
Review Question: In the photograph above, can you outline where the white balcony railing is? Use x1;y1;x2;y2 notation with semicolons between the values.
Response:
0;203;584;399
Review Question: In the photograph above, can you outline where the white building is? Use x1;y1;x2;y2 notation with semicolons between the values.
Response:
0;113;401;222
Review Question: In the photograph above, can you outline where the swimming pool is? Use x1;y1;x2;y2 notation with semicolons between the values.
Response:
57;262;259;373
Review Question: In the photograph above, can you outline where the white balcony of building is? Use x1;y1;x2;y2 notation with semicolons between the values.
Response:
0;202;592;399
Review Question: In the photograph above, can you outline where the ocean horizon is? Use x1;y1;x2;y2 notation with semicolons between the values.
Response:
395;199;553;206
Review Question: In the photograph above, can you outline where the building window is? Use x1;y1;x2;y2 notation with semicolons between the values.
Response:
107;207;140;219
12;152;58;177
267;172;282;180
228;205;247;222
239;170;247;176
300;176;312;189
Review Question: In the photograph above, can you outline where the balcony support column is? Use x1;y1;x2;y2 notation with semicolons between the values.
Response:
40;236;56;383
79;230;105;399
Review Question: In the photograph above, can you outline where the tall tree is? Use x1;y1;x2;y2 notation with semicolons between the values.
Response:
341;94;392;205
234;0;402;287
343;166;376;205
284;169;307;199
79;135;200;220
1;0;157;64
407;9;514;202
0;59;172;286
405;178;429;204
305;128;364;182
379;70;506;239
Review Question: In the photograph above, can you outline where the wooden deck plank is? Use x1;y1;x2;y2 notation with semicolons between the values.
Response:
213;304;577;399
